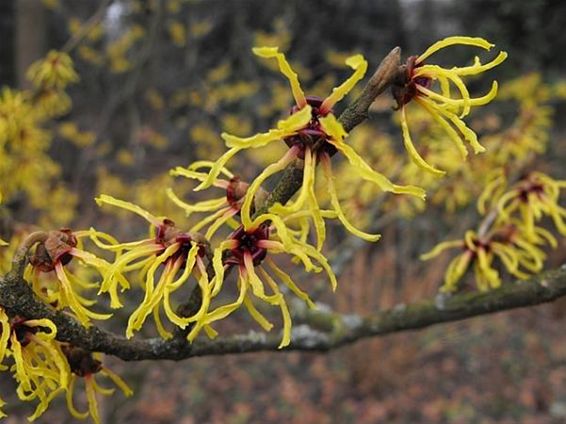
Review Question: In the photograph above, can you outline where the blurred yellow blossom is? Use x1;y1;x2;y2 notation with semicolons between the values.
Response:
27;51;79;90
58;122;96;148
168;20;187;47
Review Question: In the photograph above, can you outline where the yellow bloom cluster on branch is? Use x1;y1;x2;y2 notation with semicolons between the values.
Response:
4;38;510;352
0;49;80;228
392;36;507;175
25;229;112;326
27;51;79;89
423;171;566;292
196;46;425;248
8;30;563;424
332;68;558;222
0;311;68;420
0;308;129;423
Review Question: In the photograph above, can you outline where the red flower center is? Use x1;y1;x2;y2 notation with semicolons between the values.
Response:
155;219;204;263
62;345;103;377
9;317;38;348
225;224;270;267
284;96;337;159
392;55;432;109
30;229;78;272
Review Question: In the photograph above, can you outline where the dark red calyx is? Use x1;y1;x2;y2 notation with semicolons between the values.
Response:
155;219;205;260
226;176;249;209
9;317;38;348
392;55;431;109
517;176;545;202
284;96;337;158
62;345;102;377
225;224;270;267
30;229;78;272
470;237;491;254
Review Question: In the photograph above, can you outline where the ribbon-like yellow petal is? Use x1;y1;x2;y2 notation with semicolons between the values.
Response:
416;36;495;64
253;46;307;107
320;54;368;113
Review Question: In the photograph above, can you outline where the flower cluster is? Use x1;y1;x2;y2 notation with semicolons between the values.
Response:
495;172;566;238
12;38;506;349
392;36;507;175
0;49;80;228
423;171;566;292
332;68;555;224
196;46;425;249
27;50;79;89
25;229;112;327
0;35;517;422
0;310;68;420
92;194;212;339
0;309;129;422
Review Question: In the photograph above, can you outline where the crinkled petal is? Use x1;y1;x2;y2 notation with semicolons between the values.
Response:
222;105;312;149
320;54;368;113
95;194;162;227
241;146;299;230
253;46;307;107
320;114;427;198
194;147;241;191
321;154;381;242
416;36;495;64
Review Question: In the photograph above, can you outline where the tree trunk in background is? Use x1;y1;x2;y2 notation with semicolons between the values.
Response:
0;0;15;87
16;0;46;88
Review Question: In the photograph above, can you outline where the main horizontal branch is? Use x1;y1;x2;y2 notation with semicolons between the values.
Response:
1;264;564;361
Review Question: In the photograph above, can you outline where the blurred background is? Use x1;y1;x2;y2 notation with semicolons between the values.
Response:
1;0;566;422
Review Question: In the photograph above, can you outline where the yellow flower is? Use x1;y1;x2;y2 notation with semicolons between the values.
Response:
0;88;37;146
392;36;507;175
26;229;112;327
26;50;79;89
58;122;96;148
167;161;251;240
167;20;186;47
422;223;554;292
41;0;60;9
107;25;146;74
187;215;336;348
93;195;211;339
63;346;132;424
196;47;424;247
2;313;70;421
497;172;566;238
34;88;73;119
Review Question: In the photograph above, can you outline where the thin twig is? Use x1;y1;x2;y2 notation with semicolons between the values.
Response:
62;0;114;53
